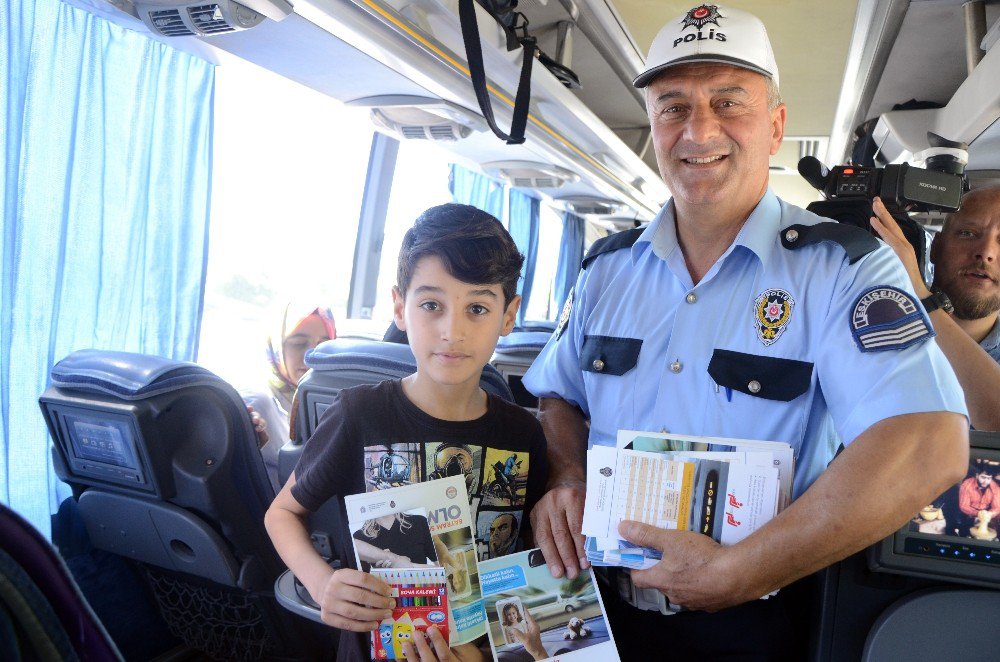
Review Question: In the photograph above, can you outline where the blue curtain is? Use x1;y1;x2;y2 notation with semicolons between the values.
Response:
554;211;586;312
507;190;540;326
449;164;504;218
0;0;215;537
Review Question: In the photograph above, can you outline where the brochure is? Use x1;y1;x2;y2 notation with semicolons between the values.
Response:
344;476;486;646
582;430;789;570
479;548;620;662
618;430;794;510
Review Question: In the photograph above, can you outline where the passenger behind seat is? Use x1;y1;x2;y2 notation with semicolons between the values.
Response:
39;349;333;661
242;302;336;490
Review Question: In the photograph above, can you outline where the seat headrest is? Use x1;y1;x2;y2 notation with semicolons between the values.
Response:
51;349;218;400
305;338;415;371
495;331;551;353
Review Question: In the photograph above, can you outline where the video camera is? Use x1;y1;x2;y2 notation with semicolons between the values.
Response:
798;132;968;276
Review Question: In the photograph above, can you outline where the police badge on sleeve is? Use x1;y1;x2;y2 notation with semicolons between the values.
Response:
555;287;574;340
850;286;934;352
754;288;794;346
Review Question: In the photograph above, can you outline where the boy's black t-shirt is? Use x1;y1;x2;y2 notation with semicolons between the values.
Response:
292;378;548;562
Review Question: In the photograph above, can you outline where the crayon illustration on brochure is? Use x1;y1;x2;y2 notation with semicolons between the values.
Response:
371;567;449;660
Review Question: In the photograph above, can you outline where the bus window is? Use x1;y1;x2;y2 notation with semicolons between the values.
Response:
370;140;456;325
198;55;374;389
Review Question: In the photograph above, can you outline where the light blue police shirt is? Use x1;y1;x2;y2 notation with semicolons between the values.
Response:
523;190;967;498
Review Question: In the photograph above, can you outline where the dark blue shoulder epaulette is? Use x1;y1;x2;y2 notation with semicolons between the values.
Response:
779;222;880;264
582;228;644;269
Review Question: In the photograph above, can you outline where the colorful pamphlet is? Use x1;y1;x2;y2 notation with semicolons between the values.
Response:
344;475;486;646
370;567;449;660
581;430;790;571
479;548;620;662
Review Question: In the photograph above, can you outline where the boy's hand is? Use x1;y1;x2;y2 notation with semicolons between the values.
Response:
400;627;483;661
316;568;395;631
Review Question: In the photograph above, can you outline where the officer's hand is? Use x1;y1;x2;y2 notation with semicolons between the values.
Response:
870;196;931;298
530;481;589;579
619;520;749;612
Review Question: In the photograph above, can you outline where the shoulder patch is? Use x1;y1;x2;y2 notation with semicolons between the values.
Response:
581;228;644;269
555;287;573;340
780;222;880;264
850;286;934;352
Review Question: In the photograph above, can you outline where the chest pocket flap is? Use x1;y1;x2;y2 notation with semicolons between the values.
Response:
708;349;813;402
581;335;642;376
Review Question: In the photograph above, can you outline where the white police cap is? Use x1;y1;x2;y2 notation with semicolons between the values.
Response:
633;4;779;89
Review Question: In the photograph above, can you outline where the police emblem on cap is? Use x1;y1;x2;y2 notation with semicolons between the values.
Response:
682;4;722;30
555;287;574;340
754;288;794;346
851;286;933;352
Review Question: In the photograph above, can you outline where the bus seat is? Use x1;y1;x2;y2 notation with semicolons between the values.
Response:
0;501;121;661
38;349;332;661
276;338;515;567
516;319;557;333
490;330;551;412
861;588;1000;661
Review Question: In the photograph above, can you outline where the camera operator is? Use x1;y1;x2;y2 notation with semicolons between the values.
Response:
871;186;1000;430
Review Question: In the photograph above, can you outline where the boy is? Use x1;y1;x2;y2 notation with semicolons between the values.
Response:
265;203;549;661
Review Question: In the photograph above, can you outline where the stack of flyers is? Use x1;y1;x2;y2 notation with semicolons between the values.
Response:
581;431;789;570
370;568;449;660
479;548;620;662
344;475;487;646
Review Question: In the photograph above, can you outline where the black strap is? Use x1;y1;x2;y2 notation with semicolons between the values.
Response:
780;222;880;264
458;0;535;145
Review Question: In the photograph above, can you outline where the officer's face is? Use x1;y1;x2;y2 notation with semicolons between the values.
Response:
645;63;784;213
931;188;1000;320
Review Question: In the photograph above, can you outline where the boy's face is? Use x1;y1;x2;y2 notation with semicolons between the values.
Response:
393;255;519;392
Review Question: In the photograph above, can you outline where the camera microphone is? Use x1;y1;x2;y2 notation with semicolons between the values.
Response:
797;156;831;192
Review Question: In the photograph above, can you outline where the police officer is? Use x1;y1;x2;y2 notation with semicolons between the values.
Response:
872;187;1000;429
523;4;969;658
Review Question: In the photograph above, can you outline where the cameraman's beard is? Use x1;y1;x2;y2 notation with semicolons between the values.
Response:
951;290;1000;320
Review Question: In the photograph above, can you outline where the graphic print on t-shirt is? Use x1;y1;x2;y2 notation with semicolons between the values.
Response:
425;442;483;497
481;448;529;507
476;509;522;560
364;443;423;490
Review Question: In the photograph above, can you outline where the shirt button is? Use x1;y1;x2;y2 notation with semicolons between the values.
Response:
748;380;762;394
670;361;683;373
784;229;799;243
685;292;697;304
592;359;605;372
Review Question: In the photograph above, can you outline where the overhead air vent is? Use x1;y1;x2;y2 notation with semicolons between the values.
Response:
136;0;291;37
482;161;579;190
556;195;628;217
350;96;487;142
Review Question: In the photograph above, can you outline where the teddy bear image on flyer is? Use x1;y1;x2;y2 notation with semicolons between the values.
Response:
563;617;591;640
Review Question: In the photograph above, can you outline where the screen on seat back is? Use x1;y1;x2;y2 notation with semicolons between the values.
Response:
49;405;152;490
68;418;137;469
873;431;1000;588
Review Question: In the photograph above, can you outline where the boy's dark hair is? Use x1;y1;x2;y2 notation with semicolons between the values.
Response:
397;203;524;306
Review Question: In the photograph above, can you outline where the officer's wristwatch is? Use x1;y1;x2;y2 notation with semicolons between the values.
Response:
921;289;954;314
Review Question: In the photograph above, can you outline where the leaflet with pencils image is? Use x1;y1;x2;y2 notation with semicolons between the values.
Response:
581;430;789;570
344;475;485;646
